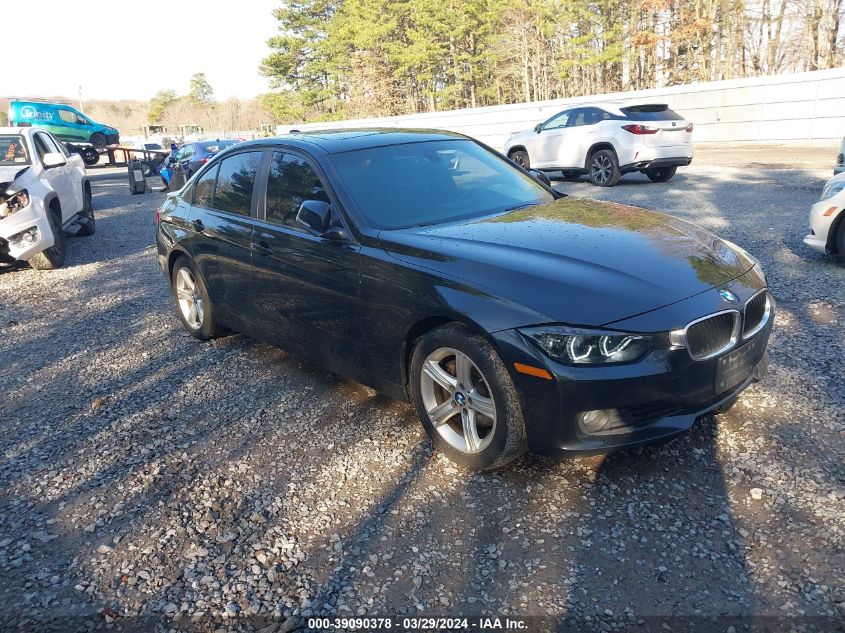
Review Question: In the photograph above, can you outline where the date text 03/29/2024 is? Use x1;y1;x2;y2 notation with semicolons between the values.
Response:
306;617;527;630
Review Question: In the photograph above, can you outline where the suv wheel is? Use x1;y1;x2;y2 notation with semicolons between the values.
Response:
171;258;225;340
509;149;530;169
28;208;66;270
588;149;621;187
645;166;677;183
410;323;527;471
77;185;95;236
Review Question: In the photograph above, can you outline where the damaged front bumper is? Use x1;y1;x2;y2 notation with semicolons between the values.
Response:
0;193;54;261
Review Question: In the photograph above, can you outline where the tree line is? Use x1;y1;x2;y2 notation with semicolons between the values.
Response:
259;0;845;123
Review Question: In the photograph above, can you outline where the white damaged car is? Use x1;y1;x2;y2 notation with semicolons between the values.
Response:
805;171;845;262
1;127;94;270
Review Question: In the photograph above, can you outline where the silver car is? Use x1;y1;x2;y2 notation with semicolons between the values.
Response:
805;172;845;261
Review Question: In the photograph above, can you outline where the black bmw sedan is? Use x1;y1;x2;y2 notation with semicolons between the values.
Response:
156;129;772;470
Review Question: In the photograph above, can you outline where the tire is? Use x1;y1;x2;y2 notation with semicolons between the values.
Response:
81;148;100;165
28;207;66;270
509;149;530;169
410;323;527;471
171;257;225;340
76;185;95;237
836;216;845;263
561;170;581;181
645;166;677;183
588;149;621;187
90;133;107;148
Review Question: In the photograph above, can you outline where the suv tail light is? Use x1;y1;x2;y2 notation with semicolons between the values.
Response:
621;124;659;135
685;123;694;133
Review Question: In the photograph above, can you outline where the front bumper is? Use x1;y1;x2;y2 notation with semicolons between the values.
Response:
0;198;55;261
492;282;773;456
804;198;842;254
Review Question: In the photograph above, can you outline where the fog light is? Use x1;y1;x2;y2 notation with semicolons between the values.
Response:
579;409;614;432
9;227;39;247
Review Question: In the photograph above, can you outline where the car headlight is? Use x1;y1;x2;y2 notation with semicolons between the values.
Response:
820;181;845;201
519;325;657;365
0;189;30;219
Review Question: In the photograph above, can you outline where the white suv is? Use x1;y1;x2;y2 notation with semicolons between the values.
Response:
504;103;694;187
0;127;94;269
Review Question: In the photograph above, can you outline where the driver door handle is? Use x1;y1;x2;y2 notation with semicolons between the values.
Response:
251;240;273;255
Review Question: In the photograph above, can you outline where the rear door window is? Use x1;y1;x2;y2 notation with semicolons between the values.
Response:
193;164;218;209
621;106;684;121
212;151;262;216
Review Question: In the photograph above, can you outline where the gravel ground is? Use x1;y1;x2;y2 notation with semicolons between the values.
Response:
0;160;843;632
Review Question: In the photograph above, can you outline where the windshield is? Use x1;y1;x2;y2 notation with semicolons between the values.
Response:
333;139;554;229
0;135;30;166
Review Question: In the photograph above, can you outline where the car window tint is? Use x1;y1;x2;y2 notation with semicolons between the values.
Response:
212;151;262;216
265;152;330;229
57;109;76;123
621;106;684;121
569;109;588;127
193;164;218;208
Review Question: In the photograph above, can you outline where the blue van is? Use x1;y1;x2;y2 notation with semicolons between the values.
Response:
8;100;119;147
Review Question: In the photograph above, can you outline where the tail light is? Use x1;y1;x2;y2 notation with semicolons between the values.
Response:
685;123;694;133
621;124;658;135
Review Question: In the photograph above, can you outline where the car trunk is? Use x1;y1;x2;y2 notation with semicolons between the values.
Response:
622;104;692;149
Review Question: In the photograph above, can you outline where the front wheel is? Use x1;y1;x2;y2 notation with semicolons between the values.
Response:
90;133;107;148
171;258;225;340
645;166;677;183
28;209;66;270
588;149;621;187
410;323;527;471
508;150;530;169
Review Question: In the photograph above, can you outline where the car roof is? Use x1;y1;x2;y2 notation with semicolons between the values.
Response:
235;128;470;155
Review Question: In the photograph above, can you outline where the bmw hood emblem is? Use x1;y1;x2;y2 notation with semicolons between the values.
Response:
719;289;738;303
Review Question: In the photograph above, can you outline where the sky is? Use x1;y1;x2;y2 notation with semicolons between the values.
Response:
6;0;281;102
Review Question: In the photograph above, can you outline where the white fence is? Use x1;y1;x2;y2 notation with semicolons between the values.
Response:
280;67;845;152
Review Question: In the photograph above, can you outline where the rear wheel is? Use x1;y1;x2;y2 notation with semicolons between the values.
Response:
171;258;225;340
76;185;95;236
509;149;530;169
645;166;677;182
80;147;100;165
588;149;621;187
410;323;527;470
28;207;66;270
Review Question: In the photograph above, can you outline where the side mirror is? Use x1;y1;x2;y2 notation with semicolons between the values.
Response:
534;123;543;133
42;152;66;168
528;169;551;187
296;200;331;235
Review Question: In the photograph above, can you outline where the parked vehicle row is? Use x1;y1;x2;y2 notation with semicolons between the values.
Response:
156;129;772;470
0;127;95;270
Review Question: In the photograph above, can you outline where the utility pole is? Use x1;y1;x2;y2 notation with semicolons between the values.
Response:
78;86;84;113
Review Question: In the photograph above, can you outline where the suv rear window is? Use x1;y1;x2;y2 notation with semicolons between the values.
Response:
621;105;684;121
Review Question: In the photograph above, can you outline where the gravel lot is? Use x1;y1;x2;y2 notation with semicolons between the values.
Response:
1;155;843;632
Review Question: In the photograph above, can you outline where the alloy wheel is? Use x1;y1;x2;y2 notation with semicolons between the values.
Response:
591;154;612;184
419;347;497;454
175;267;204;329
